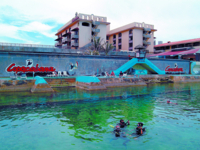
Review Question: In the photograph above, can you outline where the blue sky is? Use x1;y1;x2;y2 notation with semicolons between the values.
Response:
0;0;200;45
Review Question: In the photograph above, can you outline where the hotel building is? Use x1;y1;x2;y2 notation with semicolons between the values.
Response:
107;22;156;53
55;13;109;49
55;13;157;53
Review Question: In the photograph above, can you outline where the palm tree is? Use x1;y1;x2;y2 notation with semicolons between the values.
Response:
88;37;114;55
103;42;114;55
92;37;104;51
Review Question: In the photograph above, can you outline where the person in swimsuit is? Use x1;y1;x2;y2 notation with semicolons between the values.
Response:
117;119;130;128
136;122;146;135
114;125;121;137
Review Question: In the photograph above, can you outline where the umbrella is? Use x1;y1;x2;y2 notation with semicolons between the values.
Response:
134;45;145;50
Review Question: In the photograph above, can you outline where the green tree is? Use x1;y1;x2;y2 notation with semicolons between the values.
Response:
89;37;114;55
91;37;104;51
103;42;114;55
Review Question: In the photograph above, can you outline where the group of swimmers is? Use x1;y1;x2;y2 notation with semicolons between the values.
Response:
112;100;177;137
113;119;146;137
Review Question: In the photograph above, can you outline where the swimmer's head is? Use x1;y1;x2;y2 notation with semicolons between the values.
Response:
120;119;124;123
167;100;170;103
116;125;120;129
137;122;143;127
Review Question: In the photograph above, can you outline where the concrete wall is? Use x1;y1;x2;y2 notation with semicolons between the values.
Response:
122;31;129;50
116;34;118;49
0;46;191;77
133;29;143;50
0;52;129;77
97;24;107;45
150;58;190;74
106;24;110;34
79;21;92;47
146;32;154;53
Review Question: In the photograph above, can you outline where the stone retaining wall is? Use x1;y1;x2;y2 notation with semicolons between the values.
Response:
0;79;35;92
170;76;200;83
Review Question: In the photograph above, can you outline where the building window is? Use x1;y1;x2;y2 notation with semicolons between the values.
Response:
119;45;121;49
129;30;132;34
113;41;116;44
118;39;121;43
106;36;109;40
185;43;192;47
129;43;133;47
82;22;90;27
193;42;200;46
172;45;177;49
113;35;116;39
118;33;121;37
129;37;133;41
177;44;184;48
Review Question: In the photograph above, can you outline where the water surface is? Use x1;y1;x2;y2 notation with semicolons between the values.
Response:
0;83;200;150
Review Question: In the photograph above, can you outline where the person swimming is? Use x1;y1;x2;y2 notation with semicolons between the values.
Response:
117;119;130;128
167;100;178;105
114;125;121;137
136;122;146;135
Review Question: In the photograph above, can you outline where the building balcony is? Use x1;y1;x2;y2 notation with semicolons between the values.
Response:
71;41;79;47
62;32;68;37
118;37;121;39
62;37;68;43
143;34;151;38
66;38;71;42
129;40;133;43
113;38;116;41
92;28;100;33
71;34;79;39
62;44;68;48
92;21;100;26
72;43;79;47
129;33;133;36
129;47;133;51
118;43;121;45
55;42;62;47
55;37;61;41
143;40;151;45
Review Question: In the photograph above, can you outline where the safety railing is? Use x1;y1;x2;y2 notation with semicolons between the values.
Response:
0;42;55;48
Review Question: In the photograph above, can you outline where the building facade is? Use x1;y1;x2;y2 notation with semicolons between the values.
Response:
55;13;109;49
55;13;156;53
154;38;200;53
107;22;156;53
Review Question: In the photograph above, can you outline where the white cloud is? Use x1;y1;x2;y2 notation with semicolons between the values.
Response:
0;0;200;44
0;22;55;44
0;23;22;40
20;21;55;38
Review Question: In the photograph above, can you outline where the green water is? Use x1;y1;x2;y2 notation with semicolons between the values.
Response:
0;83;200;150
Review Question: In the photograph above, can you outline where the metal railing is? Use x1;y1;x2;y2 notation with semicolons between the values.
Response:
0;42;55;48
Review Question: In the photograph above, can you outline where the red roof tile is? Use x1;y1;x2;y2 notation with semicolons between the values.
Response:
154;38;200;47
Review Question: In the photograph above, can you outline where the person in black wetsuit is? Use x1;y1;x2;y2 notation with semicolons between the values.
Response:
114;125;121;137
117;119;130;128
136;122;146;135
